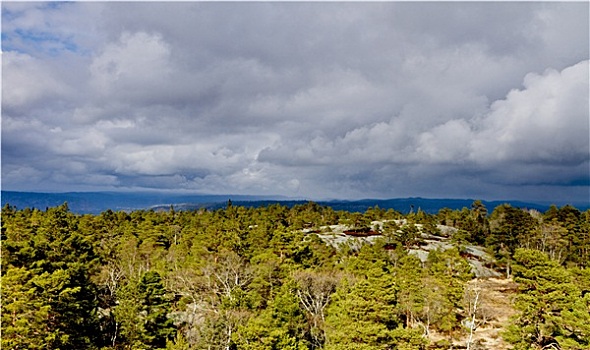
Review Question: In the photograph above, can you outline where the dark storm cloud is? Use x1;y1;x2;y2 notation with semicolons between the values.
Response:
1;2;588;203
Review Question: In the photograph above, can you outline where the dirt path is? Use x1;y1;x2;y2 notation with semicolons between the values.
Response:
428;277;519;349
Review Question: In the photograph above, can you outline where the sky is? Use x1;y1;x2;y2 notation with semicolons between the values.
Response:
1;2;589;204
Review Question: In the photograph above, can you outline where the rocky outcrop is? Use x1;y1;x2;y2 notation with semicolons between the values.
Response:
306;221;501;278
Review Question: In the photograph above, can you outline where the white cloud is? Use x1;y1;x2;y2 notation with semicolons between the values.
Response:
417;119;473;163
90;31;173;98
414;60;588;168
2;52;70;109
470;60;589;166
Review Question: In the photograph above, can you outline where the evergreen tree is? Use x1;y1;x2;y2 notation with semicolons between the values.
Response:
236;282;309;350
423;248;473;334
489;204;537;277
1;267;51;349
324;243;427;350
139;271;176;348
1;203;100;349
393;250;426;329
504;249;590;349
324;276;397;350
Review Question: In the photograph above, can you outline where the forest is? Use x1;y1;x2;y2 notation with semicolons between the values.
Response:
2;200;589;350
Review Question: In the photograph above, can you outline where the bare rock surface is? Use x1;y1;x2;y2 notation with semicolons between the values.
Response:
308;221;501;278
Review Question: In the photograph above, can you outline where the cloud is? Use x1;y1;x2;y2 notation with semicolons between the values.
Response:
2;52;71;110
416;60;589;166
417;60;589;191
90;31;173;100
259;60;589;198
1;2;588;203
471;61;588;165
417;119;473;163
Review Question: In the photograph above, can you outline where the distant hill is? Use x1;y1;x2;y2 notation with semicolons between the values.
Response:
1;191;587;214
221;198;572;214
0;191;281;214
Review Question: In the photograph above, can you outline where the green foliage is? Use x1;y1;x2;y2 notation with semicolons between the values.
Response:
489;204;538;255
324;248;405;349
384;219;423;249
422;248;473;334
236;282;309;350
1;203;100;349
324;278;396;348
504;249;590;349
393;251;426;329
138;271;176;348
2;201;588;350
1;267;51;349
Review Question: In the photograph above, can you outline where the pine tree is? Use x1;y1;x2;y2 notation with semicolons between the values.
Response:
314;226;426;349
1;203;100;349
139;271;176;348
236;282;309;350
504;249;590;349
423;248;473;334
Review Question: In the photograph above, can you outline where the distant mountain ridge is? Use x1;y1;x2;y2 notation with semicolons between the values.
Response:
1;191;587;215
0;191;282;214
220;197;585;214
